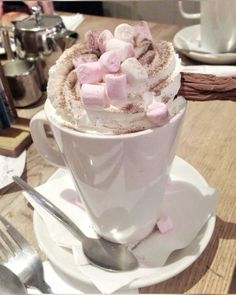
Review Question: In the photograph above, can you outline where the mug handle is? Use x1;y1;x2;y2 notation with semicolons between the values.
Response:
178;0;201;19
30;110;66;167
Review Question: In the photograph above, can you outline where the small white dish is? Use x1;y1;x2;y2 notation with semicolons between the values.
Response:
33;156;216;290
173;25;236;64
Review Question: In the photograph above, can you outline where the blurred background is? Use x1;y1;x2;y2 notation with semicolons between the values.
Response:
1;0;200;25
103;0;199;25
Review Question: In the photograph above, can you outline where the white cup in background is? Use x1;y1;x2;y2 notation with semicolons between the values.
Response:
178;0;236;53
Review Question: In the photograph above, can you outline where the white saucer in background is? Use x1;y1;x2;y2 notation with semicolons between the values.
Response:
173;25;236;64
33;156;216;291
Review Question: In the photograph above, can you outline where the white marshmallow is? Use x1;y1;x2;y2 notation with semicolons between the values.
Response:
106;38;134;62
114;23;134;44
121;57;148;86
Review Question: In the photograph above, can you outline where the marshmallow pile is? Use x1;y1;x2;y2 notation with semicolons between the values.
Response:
48;21;186;134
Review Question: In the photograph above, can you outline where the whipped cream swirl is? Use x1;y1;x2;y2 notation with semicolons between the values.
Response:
47;21;186;135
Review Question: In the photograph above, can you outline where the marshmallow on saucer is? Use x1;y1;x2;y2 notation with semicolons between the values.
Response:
106;38;134;62
157;215;174;234
76;62;103;84
146;101;169;126
80;84;109;107
105;73;127;102
114;23;134;44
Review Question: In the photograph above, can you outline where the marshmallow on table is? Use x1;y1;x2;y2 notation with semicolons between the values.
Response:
98;30;113;53
146;101;170;126
156;215;174;234
106;38;134;62
80;84;109;107
134;21;153;45
99;51;120;73
76;62;103;84
105;73;127;102
114;23;134;44
121;57;148;86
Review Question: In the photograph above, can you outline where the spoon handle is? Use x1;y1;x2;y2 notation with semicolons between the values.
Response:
13;176;86;241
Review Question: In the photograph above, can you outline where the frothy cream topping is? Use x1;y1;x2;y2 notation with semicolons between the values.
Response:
47;21;186;135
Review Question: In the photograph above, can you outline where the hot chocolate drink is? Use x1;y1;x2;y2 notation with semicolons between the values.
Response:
47;21;186;135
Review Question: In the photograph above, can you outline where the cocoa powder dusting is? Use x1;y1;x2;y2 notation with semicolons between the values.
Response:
138;50;155;65
147;41;173;76
150;77;169;94
121;103;143;113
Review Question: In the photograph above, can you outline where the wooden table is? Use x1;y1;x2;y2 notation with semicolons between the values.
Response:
0;15;235;294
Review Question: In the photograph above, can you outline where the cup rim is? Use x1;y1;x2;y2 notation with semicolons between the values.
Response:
44;99;186;139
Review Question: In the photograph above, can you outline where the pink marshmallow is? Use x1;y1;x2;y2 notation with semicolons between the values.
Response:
105;73;127;101
72;54;98;68
80;84;109;107
114;23;134;44
157;215;173;234
85;30;101;51
134;21;153;45
146;102;170;126
76;62;103;84
99;51;120;73
106;38;134;62
98;30;113;53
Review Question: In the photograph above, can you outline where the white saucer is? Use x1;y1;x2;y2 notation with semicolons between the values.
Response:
173;25;236;64
33;156;216;290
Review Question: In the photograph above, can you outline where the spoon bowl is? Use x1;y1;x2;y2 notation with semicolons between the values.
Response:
0;265;27;294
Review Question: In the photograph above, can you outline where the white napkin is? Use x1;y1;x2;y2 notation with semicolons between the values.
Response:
181;65;236;76
23;158;219;294
28;262;139;294
61;14;84;31
0;151;26;190
27;262;82;294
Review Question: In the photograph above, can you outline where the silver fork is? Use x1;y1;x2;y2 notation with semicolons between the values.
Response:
0;214;52;293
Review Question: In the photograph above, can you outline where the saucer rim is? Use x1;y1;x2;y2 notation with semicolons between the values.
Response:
33;156;216;289
173;24;236;64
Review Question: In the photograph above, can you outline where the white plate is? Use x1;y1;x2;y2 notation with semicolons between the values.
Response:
33;156;216;290
173;25;236;64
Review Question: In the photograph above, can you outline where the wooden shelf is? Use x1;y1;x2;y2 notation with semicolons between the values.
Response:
0;117;32;157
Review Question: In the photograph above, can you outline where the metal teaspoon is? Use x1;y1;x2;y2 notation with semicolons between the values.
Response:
0;265;27;294
13;176;138;272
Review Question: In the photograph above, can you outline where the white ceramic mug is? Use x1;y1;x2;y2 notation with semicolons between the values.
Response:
178;0;236;53
30;99;186;244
